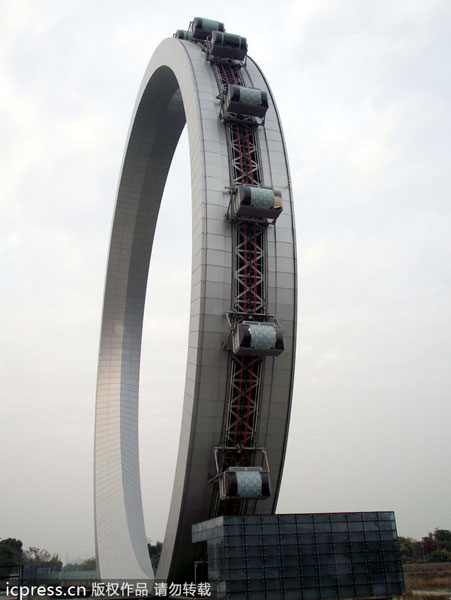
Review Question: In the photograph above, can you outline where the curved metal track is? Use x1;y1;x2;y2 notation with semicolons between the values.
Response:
94;32;297;583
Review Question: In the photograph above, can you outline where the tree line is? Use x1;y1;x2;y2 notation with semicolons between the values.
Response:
0;538;162;571
0;538;95;571
399;529;451;563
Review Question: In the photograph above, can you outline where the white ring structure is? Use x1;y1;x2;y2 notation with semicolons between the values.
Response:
94;36;297;583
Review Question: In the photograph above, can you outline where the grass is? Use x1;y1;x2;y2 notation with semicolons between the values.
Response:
401;563;451;599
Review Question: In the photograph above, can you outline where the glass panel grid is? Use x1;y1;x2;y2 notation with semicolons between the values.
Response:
193;513;404;599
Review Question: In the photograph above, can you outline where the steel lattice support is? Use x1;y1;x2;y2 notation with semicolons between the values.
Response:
210;55;271;518
233;220;266;315
226;123;262;187
213;62;243;91
223;355;263;451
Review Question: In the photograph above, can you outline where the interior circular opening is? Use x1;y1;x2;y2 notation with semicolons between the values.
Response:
138;126;191;547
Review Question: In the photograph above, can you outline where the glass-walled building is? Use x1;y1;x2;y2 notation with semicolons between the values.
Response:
192;512;405;600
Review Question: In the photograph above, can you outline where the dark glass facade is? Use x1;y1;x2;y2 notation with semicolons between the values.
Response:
192;513;405;599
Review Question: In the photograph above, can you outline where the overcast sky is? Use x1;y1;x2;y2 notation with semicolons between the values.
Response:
1;0;450;562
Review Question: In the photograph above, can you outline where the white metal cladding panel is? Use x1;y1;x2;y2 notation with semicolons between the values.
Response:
95;36;297;584
95;39;209;581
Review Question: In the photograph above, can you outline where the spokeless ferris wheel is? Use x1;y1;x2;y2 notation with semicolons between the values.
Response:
94;17;297;584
